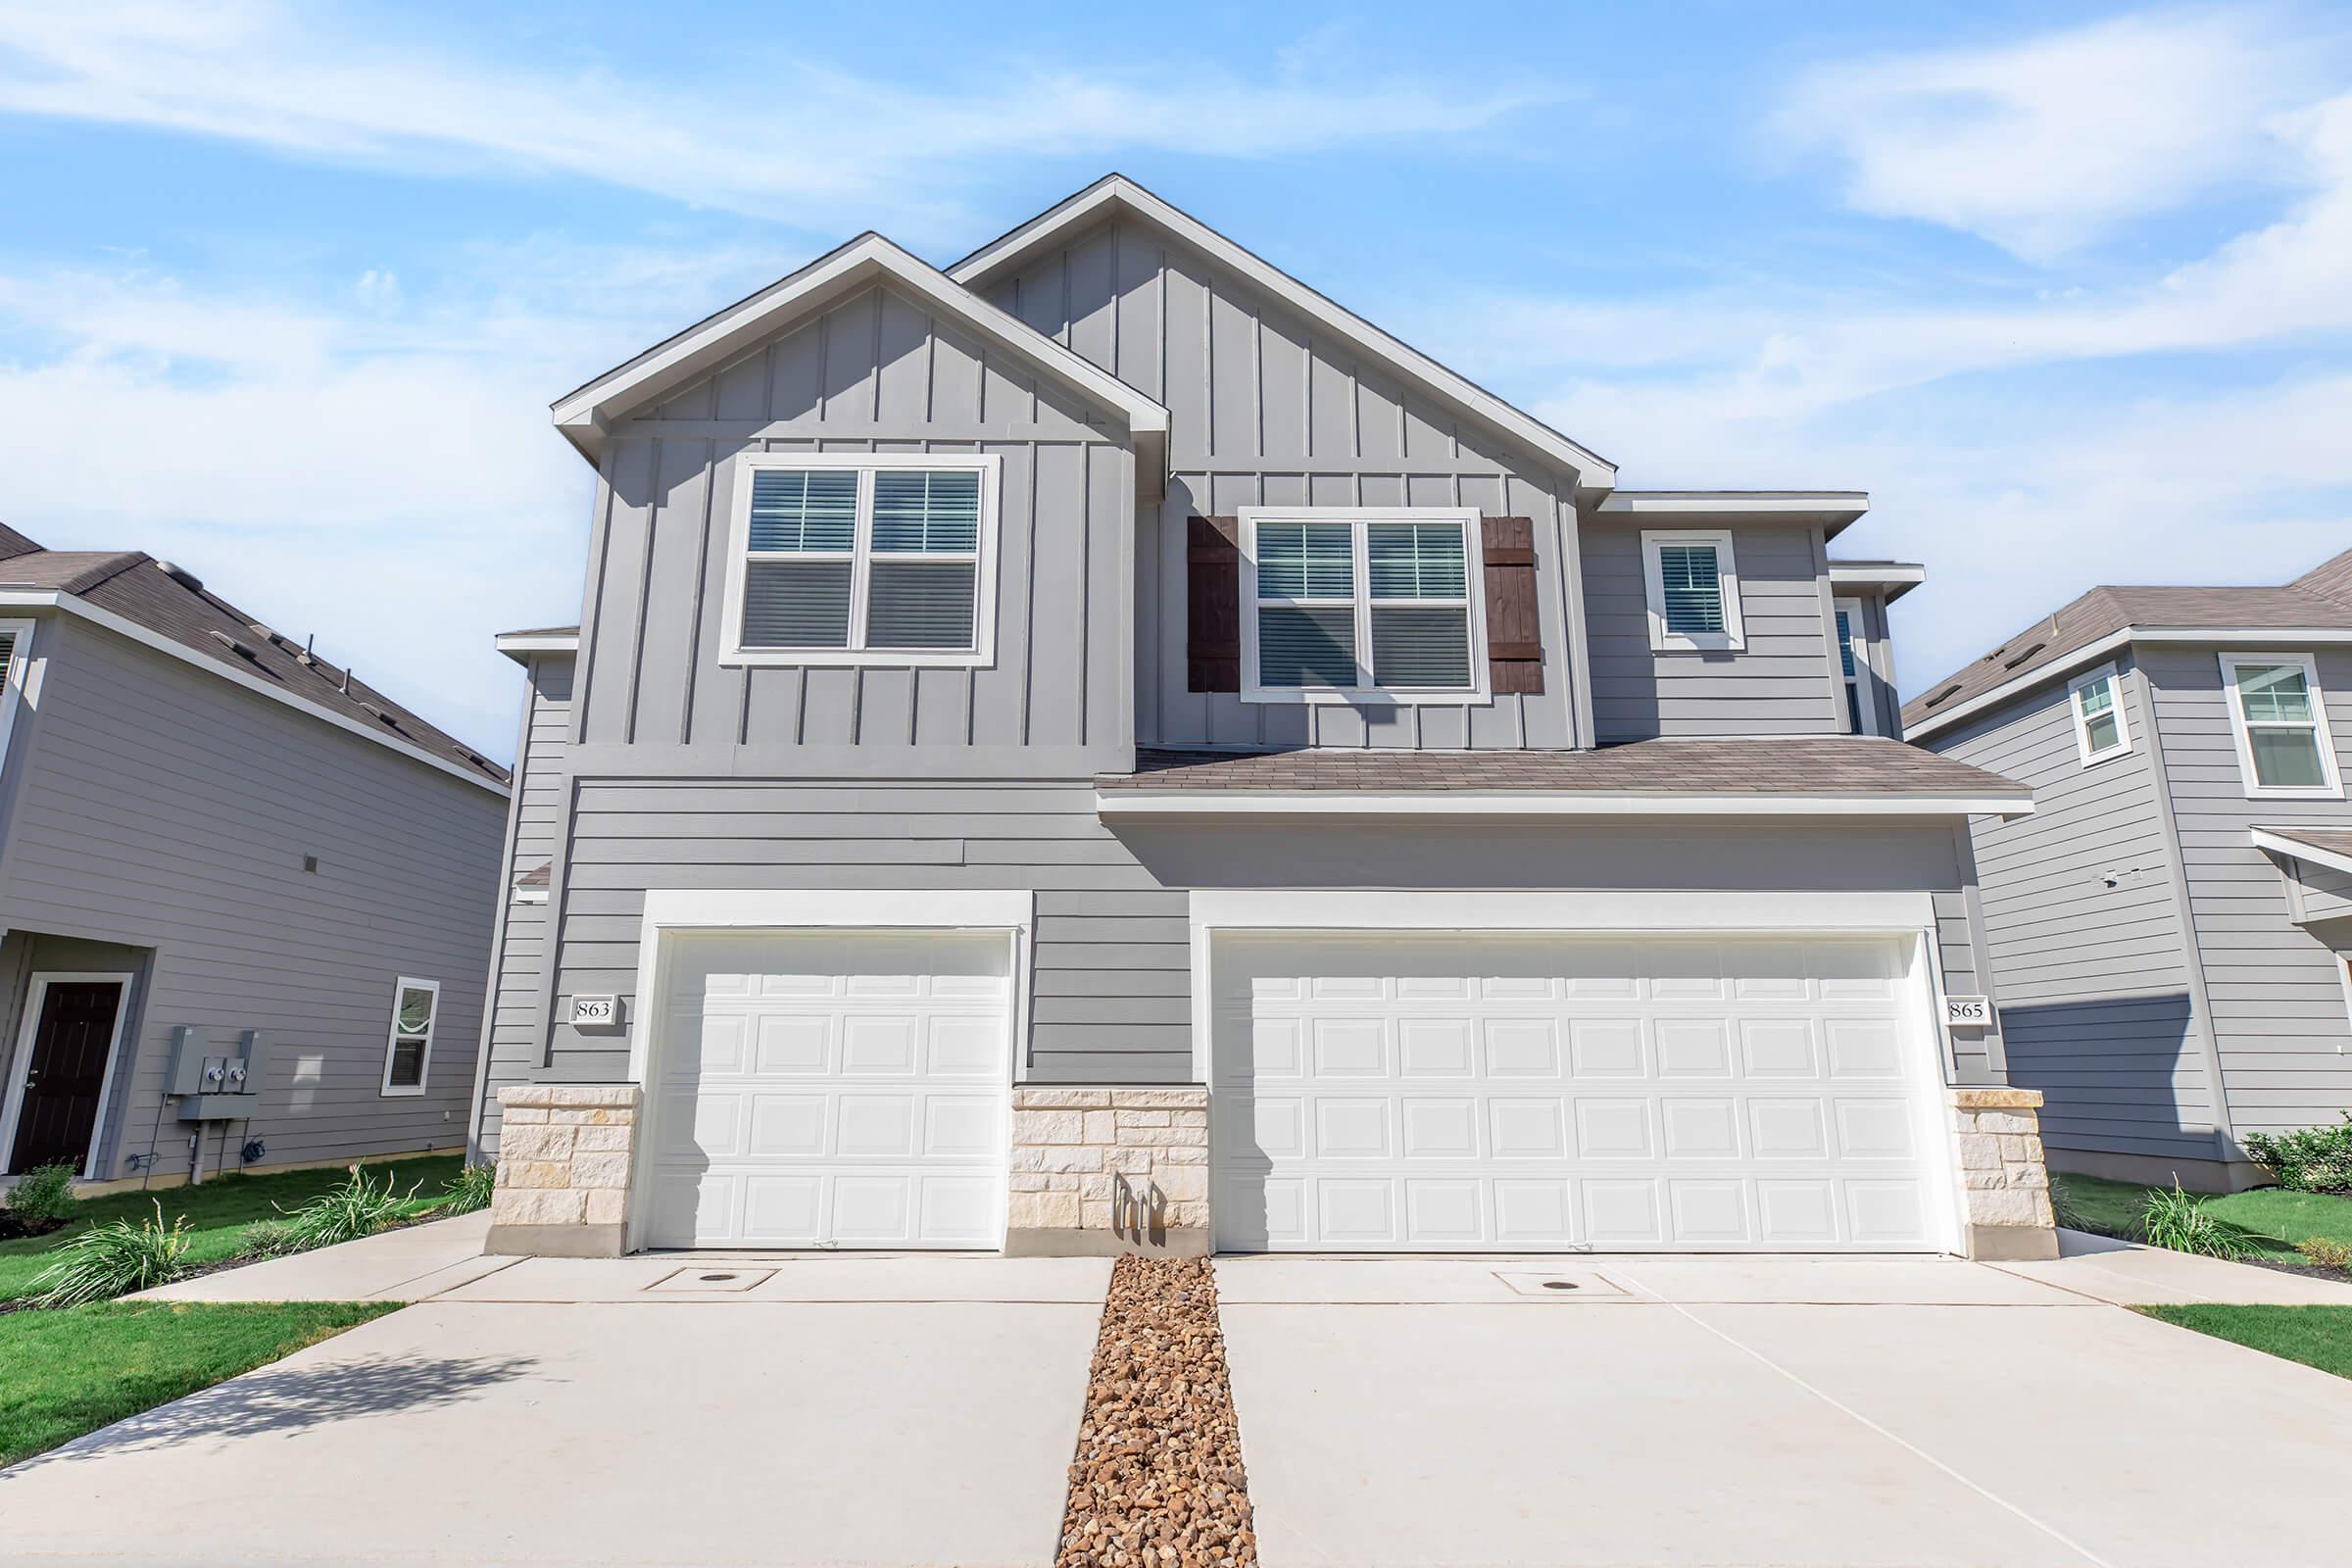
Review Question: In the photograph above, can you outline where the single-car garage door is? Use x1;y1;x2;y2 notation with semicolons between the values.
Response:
1212;933;1948;1252
647;931;1009;1249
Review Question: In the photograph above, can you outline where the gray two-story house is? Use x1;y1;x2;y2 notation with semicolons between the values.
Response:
473;175;2054;1263
0;525;510;1189
1907;549;2352;1191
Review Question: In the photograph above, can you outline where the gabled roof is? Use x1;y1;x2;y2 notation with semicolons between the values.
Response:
1904;545;2352;743
550;231;1168;466
950;174;1617;494
0;525;509;792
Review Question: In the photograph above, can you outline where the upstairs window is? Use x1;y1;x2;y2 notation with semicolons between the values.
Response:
0;618;30;762
722;455;998;666
379;977;439;1097
1834;597;1882;735
2068;663;2130;765
2220;653;2340;798
1642;531;1744;652
1240;509;1488;703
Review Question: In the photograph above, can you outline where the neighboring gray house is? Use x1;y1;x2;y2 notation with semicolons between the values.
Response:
1906;549;2352;1190
0;524;510;1189
474;174;2055;1263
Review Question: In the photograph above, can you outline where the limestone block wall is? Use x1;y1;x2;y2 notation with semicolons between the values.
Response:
484;1084;641;1258
1006;1087;1209;1256
1950;1087;2059;1260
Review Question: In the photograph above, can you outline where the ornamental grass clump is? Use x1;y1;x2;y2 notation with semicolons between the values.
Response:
272;1164;418;1252
2138;1180;2268;1260
439;1161;497;1217
29;1201;191;1307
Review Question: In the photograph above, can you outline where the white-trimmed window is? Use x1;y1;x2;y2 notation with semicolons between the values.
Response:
2220;652;2341;799
2067;662;2131;766
718;453;1000;666
1833;597;1882;736
1642;530;1743;652
379;977;439;1097
0;618;32;765
1239;508;1489;703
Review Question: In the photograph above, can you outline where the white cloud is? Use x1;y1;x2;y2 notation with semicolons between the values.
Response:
0;1;1549;241
1772;9;2321;261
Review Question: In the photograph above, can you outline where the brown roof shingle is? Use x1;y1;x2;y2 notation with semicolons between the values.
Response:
2254;825;2352;863
1101;739;2026;799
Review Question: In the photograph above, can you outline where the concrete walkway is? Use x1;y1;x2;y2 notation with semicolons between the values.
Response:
134;1210;507;1303
1217;1253;2352;1568
1984;1225;2352;1305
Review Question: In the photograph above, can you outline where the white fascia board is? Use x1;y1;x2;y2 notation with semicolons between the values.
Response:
1095;790;2032;819
948;176;1616;492
1905;625;2352;744
1830;563;1926;590
0;589;509;796
1600;492;1871;527
495;632;580;663
551;233;1168;460
2250;827;2352;879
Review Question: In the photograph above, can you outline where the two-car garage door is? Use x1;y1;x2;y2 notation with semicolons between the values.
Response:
1211;933;1947;1252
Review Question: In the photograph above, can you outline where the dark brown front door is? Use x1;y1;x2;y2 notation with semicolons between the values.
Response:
7;981;123;1174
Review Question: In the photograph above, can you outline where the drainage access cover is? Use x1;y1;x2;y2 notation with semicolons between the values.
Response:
646;1265;777;1294
1491;1268;1631;1298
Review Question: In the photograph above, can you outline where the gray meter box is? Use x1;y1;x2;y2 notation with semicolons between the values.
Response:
167;1027;270;1120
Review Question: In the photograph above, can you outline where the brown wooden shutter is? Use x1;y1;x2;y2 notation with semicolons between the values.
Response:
1187;515;1243;692
1481;515;1544;695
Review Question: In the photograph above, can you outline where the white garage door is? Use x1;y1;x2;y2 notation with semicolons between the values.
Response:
647;931;1008;1249
1212;934;1948;1252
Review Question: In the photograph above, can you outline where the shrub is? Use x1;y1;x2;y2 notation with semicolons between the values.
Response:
2296;1237;2352;1272
2138;1180;2267;1260
2240;1114;2352;1194
272;1164;418;1252
233;1219;301;1260
440;1161;497;1217
29;1201;191;1307
6;1162;77;1226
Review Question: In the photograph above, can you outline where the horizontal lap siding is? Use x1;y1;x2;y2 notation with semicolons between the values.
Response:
2144;646;2352;1139
546;781;1191;1085
1932;669;2216;1157
0;616;505;1175
1582;520;1841;740
978;215;1583;752
475;656;571;1157
577;282;1135;769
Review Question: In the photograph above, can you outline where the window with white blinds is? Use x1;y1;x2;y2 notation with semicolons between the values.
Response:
1642;530;1744;652
1241;510;1487;702
724;456;998;665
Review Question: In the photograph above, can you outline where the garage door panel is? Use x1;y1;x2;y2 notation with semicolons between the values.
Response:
1213;933;1945;1252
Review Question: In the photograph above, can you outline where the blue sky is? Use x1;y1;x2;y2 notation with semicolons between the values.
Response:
2;1;2348;760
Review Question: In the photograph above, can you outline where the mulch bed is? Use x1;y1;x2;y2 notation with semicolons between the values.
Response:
1057;1256;1257;1568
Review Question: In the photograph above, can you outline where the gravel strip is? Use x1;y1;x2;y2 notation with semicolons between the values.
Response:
1057;1256;1257;1568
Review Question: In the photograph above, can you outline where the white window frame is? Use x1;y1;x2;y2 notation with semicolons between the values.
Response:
1833;596;1884;736
0;618;33;768
1642;529;1744;653
379;976;440;1098
2218;651;2342;800
2067;662;2132;767
717;452;1001;668
1238;507;1490;706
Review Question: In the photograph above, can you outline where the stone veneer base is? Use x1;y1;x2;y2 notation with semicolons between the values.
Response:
1004;1225;1210;1258
484;1222;628;1259
486;1084;642;1258
1949;1087;2059;1261
1008;1085;1209;1254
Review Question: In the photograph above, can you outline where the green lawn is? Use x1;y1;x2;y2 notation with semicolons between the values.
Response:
0;1153;464;1303
0;1300;399;1467
2054;1172;2352;1263
2137;1304;2352;1381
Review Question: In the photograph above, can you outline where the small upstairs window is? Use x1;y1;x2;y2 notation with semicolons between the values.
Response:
2067;662;2130;765
722;454;999;666
0;619;30;763
1642;531;1744;652
1834;597;1882;735
1241;509;1488;703
380;977;439;1097
2220;653;2340;798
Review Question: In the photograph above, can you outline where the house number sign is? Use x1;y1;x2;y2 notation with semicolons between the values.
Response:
570;995;619;1026
1943;995;1991;1029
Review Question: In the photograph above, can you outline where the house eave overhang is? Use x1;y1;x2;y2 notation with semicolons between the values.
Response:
1599;491;1871;540
550;231;1170;473
1906;625;2352;744
949;175;1615;495
496;631;581;664
0;588;510;796
1094;790;2033;819
1829;562;1926;602
2251;826;2352;880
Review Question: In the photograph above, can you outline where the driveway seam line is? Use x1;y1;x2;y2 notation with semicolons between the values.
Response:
397;1253;526;1301
1664;1300;2117;1568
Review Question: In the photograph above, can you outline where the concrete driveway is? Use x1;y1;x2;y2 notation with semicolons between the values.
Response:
1218;1251;2352;1568
3;1251;1110;1568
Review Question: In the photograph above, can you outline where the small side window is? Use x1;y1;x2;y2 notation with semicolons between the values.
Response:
1642;531;1744;652
380;978;440;1097
2068;663;2131;766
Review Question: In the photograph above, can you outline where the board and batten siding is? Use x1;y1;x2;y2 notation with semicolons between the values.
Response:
569;280;1138;775
1928;662;2219;1160
2139;645;2352;1140
472;653;571;1158
0;612;505;1176
971;213;1586;751
1582;520;1844;741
